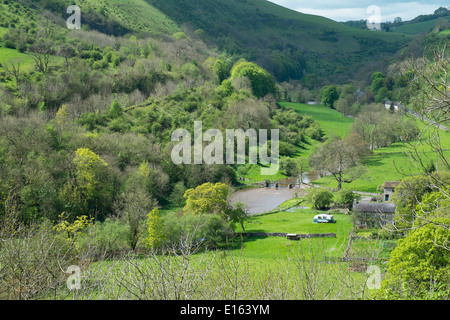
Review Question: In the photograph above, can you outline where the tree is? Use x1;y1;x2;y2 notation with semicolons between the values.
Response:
310;135;369;190
61;148;113;218
115;188;158;251
306;188;334;210
296;157;309;184
393;17;402;25
401;44;450;233
229;201;250;232
390;173;450;232
107;99;123;119
378;218;450;299
214;58;232;83
144;208;166;250
321;85;339;109
29;40;55;73
350;105;418;151
3;58;23;84
183;182;230;216
230;60;277;98
279;156;298;176
336;189;358;209
58;43;76;70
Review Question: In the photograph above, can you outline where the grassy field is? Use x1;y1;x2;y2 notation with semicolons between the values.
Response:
0;47;36;72
279;102;355;139
234;208;353;258
280;102;450;193
74;0;181;35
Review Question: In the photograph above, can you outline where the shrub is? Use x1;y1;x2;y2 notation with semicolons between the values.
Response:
306;188;334;210
336;189;358;209
77;218;130;255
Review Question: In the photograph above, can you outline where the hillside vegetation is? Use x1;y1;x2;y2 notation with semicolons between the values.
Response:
0;0;449;302
146;0;411;83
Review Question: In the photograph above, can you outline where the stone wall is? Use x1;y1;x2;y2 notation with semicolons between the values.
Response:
237;232;336;239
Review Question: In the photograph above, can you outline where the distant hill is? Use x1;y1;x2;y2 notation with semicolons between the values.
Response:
390;16;450;35
145;0;411;83
344;6;450;36
3;0;412;84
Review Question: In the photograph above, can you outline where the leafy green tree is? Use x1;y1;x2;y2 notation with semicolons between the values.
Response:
144;208;166;250
214;59;232;83
183;182;230;216
61;148;113;218
280;156;298;176
228;201;250;232
378;218;450;299
230;60;277;98
391;173;450;231
107;99;123;119
321;85;339;109
336;189;358;209
169;181;187;206
306;188;334;210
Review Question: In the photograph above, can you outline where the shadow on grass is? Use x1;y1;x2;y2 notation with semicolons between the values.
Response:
361;157;384;167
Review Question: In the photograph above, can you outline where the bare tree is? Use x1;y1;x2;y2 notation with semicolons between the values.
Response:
3;58;23;84
114;188;158;251
390;44;450;238
310;134;369;190
29;40;55;74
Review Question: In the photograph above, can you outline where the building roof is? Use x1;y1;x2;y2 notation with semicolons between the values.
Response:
353;202;396;213
384;181;401;189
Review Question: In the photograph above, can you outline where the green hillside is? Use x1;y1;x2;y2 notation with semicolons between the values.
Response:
145;0;411;82
391;16;450;35
6;0;411;83
279;102;354;139
73;0;181;35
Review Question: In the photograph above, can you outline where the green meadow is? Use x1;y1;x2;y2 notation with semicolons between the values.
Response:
279;102;355;139
281;102;450;193
0;47;35;72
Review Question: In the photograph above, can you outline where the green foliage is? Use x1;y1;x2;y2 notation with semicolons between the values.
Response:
321;85;339;109
147;0;410;83
391;173;450;230
53;212;93;240
144;208;166;250
230;60;277;98
107;99;123;119
172;31;187;39
183;182;230;216
228;201;249;232
378;219;450;299
306;188;334;210
279;156;298;176
336;189;358;209
61;148;113;218
214;58;232;83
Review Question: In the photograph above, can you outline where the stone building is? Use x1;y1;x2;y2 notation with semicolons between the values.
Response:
383;181;401;202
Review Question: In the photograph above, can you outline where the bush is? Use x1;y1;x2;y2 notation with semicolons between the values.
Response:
306;188;334;210
77;218;130;255
162;211;233;249
336;189;357;209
